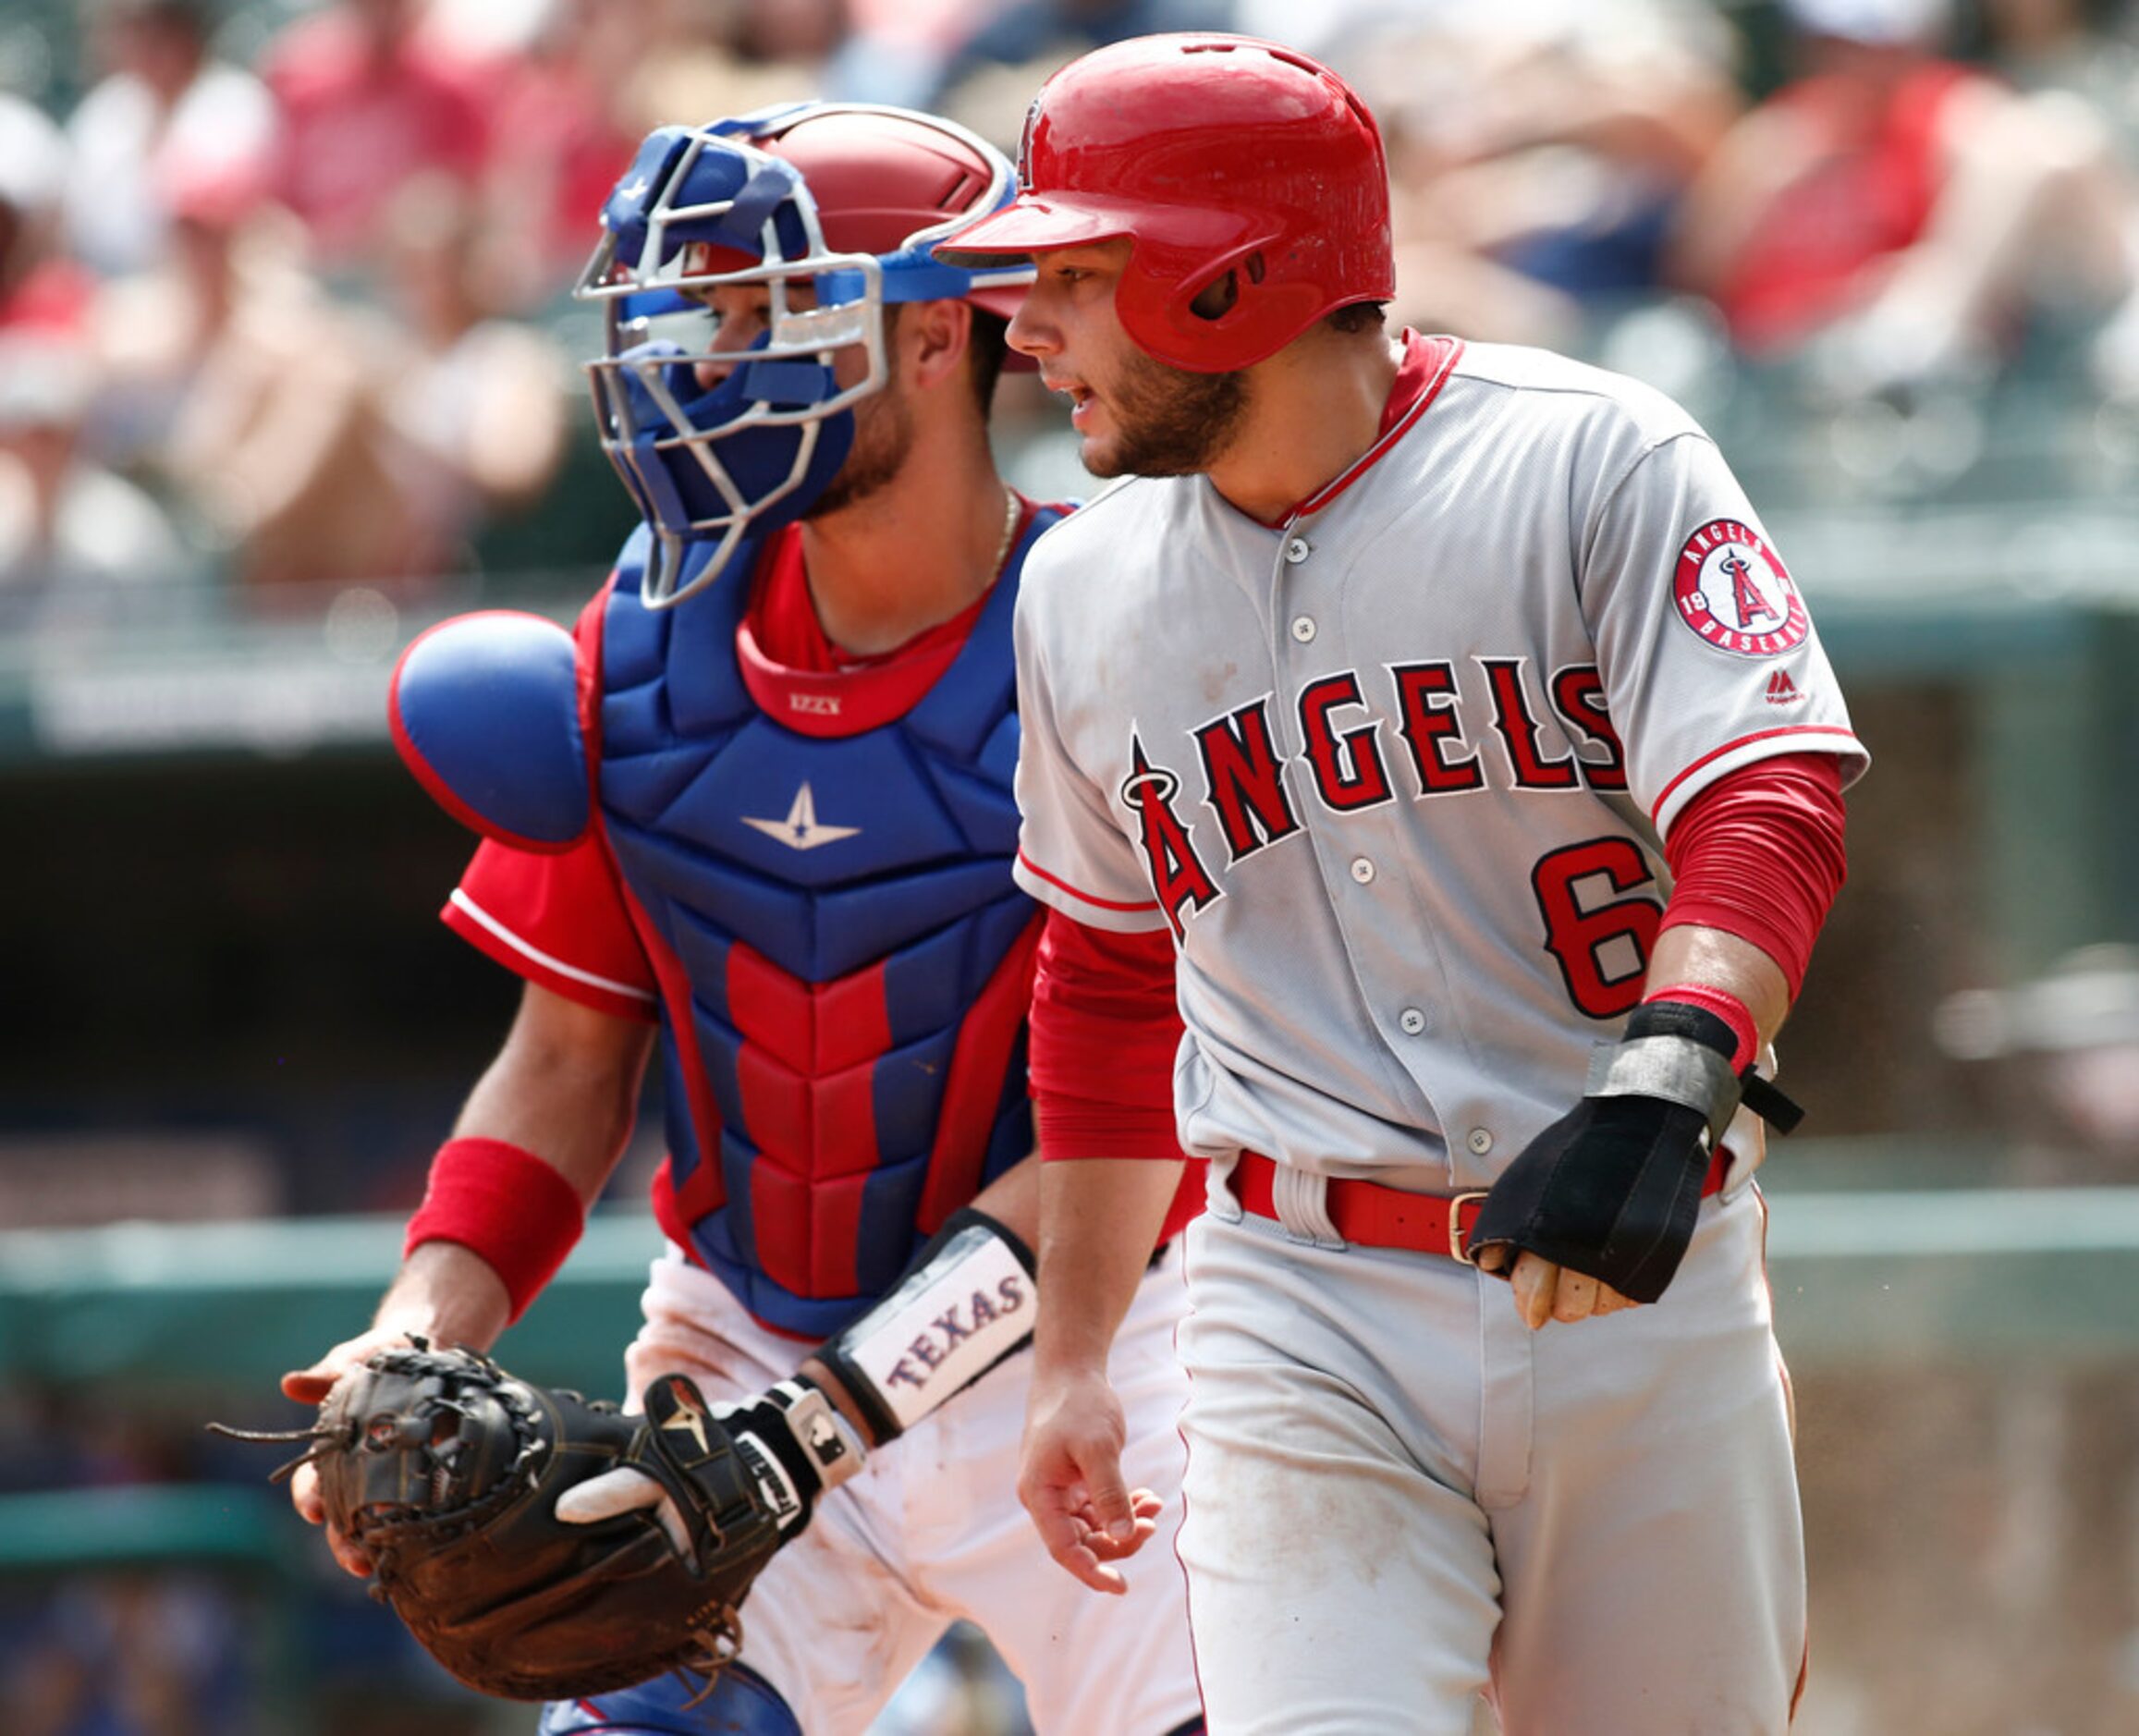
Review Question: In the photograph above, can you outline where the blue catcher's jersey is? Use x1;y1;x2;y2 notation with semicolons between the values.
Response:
593;508;1065;1338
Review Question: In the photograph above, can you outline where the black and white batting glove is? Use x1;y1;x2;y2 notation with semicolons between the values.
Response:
711;1377;867;1537
1463;999;1800;1303
556;1376;865;1549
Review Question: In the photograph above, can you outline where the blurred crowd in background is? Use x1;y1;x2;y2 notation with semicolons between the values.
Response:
3;0;2139;631
7;2;2139;1732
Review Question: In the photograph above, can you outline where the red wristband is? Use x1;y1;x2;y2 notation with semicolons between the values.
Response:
404;1137;586;1325
1644;982;1758;1073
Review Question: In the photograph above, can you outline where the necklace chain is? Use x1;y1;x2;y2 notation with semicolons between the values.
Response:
991;485;1021;578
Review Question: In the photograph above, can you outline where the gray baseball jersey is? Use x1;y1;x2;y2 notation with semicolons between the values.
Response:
1014;334;1865;1191
1012;333;1864;1731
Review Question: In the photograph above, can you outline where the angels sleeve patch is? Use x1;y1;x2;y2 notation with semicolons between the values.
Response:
1671;520;1808;658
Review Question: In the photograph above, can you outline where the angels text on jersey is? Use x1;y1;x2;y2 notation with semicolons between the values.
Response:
1123;653;1626;935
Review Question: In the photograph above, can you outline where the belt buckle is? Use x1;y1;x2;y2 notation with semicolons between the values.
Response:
1448;1192;1488;1265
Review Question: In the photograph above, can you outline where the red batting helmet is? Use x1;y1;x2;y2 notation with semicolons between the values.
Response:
935;33;1394;373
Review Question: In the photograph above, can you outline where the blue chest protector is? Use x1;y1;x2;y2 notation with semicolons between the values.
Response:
595;513;1063;1338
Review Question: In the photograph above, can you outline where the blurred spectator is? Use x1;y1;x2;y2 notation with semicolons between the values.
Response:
471;0;852;303
1975;0;2139;144
850;0;1236;113
1967;0;2139;401
60;0;280;280
477;0;648;303
0;337;199;635
0;94;94;339
6;1572;249;1736
94;158;447;601
259;0;489;273
366;174;569;562
1668;0;2131;397
628;0;845;136
1230;0;1427;62
827;0;992;108
736;0;853;65
936;0;1238;93
1339;0;1741;348
422;0;556;62
1935;942;2139;1182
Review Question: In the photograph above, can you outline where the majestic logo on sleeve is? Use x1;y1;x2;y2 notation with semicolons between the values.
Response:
1672;520;1808;658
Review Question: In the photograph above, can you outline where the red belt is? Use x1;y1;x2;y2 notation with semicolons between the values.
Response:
1228;1146;1730;1263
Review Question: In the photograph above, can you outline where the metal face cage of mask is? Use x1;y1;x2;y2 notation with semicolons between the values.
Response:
574;104;1027;609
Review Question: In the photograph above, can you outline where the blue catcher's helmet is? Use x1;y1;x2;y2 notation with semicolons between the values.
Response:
575;103;1032;609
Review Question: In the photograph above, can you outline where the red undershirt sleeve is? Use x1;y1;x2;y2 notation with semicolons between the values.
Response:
1029;908;1205;1241
1658;751;1850;997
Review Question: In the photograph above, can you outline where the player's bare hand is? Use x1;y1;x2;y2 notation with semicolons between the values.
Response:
280;1323;432;1576
1475;1249;1640;1330
1019;1364;1154;1595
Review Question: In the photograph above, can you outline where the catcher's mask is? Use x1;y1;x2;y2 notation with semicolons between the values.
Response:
575;103;1032;609
934;32;1395;374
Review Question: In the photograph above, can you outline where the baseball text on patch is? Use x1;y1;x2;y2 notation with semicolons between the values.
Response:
1671;520;1808;658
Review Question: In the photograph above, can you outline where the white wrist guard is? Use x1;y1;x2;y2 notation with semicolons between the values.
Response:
817;1207;1037;1444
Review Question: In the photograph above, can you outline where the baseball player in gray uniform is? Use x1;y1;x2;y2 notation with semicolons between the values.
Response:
934;32;1866;1736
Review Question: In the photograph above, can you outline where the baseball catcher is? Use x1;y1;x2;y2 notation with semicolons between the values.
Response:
212;1339;856;1701
266;97;1208;1736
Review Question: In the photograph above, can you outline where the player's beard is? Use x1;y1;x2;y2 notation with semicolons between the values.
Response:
1084;350;1250;478
803;375;913;520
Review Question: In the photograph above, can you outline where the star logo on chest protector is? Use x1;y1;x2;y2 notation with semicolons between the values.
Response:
740;783;862;850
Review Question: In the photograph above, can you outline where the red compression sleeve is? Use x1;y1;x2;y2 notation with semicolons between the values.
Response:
1030;909;1204;1242
404;1137;587;1325
1659;752;1849;997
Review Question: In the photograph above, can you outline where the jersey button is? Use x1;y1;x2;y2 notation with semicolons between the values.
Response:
1398;1008;1426;1034
1466;1127;1494;1155
1290;615;1316;643
1283;536;1312;565
1350;857;1375;884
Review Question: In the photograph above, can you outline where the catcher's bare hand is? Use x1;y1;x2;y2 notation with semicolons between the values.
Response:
1473;1247;1641;1330
280;1323;432;1576
278;1246;511;1573
1019;1363;1159;1595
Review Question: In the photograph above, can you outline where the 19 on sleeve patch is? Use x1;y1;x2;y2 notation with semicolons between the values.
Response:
1671;520;1808;657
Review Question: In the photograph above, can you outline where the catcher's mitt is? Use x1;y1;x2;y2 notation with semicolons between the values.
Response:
214;1342;788;1701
